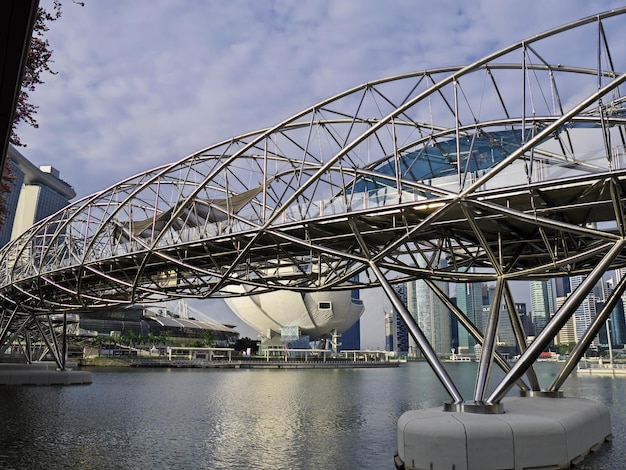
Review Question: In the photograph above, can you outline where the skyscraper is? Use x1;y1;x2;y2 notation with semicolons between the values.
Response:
0;145;75;246
529;280;555;333
391;283;410;355
455;281;483;354
339;280;362;351
554;276;571;298
339;320;360;351
599;278;626;348
385;310;395;352
484;284;515;346
616;269;626;344
554;295;577;346
407;277;451;355
569;274;599;347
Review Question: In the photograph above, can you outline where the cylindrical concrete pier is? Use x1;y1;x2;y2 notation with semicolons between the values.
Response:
395;396;611;470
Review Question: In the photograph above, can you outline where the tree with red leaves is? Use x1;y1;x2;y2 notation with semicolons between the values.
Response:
1;1;63;231
10;0;62;148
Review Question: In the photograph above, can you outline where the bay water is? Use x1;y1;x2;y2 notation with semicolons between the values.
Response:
0;362;624;469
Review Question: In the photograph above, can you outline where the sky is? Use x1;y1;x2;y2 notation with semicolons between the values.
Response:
14;0;626;348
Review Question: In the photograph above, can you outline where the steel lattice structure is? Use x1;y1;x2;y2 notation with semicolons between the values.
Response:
2;9;626;403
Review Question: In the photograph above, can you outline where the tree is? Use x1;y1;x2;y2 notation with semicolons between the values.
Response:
164;330;173;346
93;334;106;357
0;161;15;232
11;1;62;148
2;1;67;230
553;342;576;356
202;329;214;347
234;337;259;354
122;329;138;350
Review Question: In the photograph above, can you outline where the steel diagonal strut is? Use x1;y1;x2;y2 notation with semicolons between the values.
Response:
424;278;530;392
550;271;626;391
503;283;540;390
474;277;504;403
352;218;462;402
487;239;626;403
369;261;463;403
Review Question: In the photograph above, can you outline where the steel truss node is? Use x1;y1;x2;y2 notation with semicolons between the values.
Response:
1;10;626;396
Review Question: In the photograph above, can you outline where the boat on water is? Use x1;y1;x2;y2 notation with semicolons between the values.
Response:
443;350;474;362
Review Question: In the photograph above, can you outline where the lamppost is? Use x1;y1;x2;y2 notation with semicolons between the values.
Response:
607;318;614;368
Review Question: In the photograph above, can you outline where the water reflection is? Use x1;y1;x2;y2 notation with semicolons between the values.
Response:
0;363;624;469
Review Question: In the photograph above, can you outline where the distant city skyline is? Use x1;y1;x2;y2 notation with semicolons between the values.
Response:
384;272;626;357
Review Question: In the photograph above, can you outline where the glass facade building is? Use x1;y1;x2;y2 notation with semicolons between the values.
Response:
455;280;483;355
529;280;555;334
0;145;75;247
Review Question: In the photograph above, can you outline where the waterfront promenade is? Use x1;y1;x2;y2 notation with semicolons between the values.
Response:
576;361;626;376
130;359;400;369
77;351;403;370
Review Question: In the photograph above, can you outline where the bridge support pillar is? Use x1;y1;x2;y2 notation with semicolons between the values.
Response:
0;362;92;386
394;396;611;470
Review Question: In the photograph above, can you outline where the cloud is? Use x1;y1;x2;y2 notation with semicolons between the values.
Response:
22;0;624;195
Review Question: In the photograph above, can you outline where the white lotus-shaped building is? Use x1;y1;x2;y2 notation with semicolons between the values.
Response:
225;288;364;340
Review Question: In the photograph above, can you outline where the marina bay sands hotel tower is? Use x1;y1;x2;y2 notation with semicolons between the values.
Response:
0;145;76;247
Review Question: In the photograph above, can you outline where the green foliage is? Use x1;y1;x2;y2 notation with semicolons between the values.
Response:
234;337;259;354
202;329;214;347
553;343;576;355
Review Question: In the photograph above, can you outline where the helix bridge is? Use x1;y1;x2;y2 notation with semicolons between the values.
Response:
2;9;626;468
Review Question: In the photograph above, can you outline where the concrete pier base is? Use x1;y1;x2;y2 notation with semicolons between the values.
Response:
0;362;92;385
395;396;611;470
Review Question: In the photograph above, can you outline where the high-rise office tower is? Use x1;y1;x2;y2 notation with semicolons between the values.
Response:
617;268;626;324
599;278;626;348
339;320;360;351
0;145;75;246
385;311;395;352
455;280;483;354
529;280;555;333
484;284;515;346
554;276;571;299
339;280;362;351
386;283;409;354
569;274;599;347
515;302;534;338
554;295;577;345
405;254;451;355
407;277;451;355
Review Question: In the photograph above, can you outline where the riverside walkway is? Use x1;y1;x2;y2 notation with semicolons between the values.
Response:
576;361;626;376
129;359;400;369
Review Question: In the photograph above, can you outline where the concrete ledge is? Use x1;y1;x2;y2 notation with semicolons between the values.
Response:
0;363;92;385
396;396;611;470
576;366;626;376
